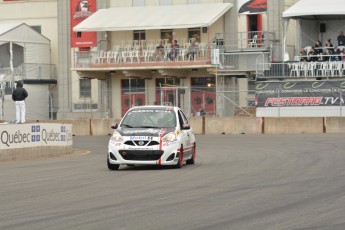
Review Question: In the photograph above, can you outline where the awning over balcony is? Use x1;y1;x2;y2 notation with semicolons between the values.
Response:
73;3;232;32
282;0;345;20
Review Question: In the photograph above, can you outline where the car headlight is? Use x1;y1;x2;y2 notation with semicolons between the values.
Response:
162;132;177;142
111;131;123;142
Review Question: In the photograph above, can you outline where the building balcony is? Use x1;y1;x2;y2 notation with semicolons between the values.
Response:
73;47;213;71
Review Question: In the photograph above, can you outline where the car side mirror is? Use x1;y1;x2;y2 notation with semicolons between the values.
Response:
182;123;190;130
111;122;118;129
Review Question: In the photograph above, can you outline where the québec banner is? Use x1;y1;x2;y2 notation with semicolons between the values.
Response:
238;0;267;14
255;81;345;107
0;123;72;149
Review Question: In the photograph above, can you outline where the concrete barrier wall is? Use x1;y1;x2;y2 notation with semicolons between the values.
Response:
0;146;72;161
205;117;263;134
264;117;324;134
0;123;73;161
91;119;120;136
324;117;345;133
188;117;203;135
20;117;345;136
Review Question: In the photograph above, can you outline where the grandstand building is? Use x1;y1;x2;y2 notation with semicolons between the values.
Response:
1;0;312;120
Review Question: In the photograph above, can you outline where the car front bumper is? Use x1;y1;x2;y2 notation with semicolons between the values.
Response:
108;138;181;166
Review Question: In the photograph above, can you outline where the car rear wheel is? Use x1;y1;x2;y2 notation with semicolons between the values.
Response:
107;157;120;170
186;142;196;165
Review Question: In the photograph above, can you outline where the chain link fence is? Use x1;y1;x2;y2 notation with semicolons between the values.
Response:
49;83;256;119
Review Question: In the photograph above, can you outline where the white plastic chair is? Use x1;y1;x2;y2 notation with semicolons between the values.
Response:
289;63;301;77
249;35;258;47
316;62;331;76
306;62;316;77
95;50;107;64
332;61;343;77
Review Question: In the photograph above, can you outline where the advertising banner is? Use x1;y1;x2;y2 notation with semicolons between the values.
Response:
256;81;345;108
238;0;267;14
0;123;72;149
70;0;97;48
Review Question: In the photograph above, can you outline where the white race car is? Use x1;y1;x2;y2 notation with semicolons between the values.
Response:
107;106;196;170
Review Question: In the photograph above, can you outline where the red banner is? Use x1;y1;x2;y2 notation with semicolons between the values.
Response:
70;0;97;48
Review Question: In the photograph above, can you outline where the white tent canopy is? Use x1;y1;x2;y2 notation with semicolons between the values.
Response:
73;3;233;32
282;0;345;20
281;0;345;61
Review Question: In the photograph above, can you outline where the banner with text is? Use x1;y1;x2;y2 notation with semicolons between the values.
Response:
255;81;345;107
0;123;72;149
70;0;97;48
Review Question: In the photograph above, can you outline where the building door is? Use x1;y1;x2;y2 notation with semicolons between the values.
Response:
247;14;263;46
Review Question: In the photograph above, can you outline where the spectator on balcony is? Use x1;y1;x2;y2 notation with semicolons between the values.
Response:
12;80;28;124
167;40;180;61
314;40;323;55
299;48;307;62
187;39;199;61
325;38;334;48
307;47;318;62
323;48;332;61
331;46;341;61
155;41;165;61
337;31;345;46
342;49;345;62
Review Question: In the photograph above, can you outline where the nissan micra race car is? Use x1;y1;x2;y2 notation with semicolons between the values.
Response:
107;106;196;170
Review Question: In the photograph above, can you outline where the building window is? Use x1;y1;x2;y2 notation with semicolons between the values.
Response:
188;28;201;43
133;0;145;6
79;78;91;98
159;0;172;5
73;103;98;110
30;25;41;34
161;29;173;44
134;30;146;40
188;0;200;4
122;79;145;93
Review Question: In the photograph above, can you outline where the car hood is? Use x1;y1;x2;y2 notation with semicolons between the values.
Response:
117;127;176;137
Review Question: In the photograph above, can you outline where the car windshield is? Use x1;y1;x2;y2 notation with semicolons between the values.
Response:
120;109;176;128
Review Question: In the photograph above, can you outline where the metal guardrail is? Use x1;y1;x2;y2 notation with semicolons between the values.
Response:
0;64;56;82
257;60;345;80
214;31;274;51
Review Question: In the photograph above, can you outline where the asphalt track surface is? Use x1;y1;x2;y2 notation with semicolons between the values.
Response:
1;134;345;230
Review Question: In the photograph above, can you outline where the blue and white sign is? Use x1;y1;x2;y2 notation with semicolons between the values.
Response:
0;123;73;149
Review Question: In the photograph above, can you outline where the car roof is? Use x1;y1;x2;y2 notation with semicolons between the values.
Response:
130;105;179;111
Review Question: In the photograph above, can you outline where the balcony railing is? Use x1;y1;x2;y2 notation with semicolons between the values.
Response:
257;59;345;80
73;46;212;69
73;32;272;70
214;31;273;51
0;63;56;82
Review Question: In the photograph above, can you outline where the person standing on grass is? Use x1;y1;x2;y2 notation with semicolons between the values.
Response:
12;81;28;124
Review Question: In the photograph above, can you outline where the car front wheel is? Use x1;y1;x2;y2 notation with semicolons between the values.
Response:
107;157;120;170
186;142;196;165
175;145;184;169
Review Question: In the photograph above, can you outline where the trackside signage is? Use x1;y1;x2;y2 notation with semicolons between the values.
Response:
256;81;345;107
0;123;72;149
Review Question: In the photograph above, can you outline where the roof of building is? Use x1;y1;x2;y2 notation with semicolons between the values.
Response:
283;0;345;19
73;3;233;32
